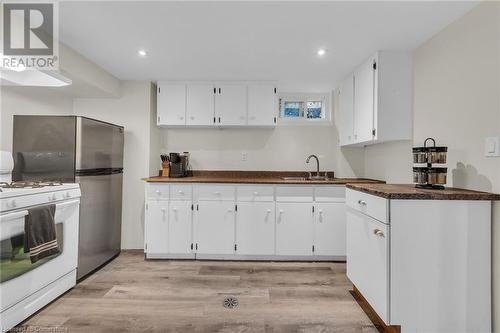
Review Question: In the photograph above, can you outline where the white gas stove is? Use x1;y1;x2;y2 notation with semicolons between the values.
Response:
0;152;81;331
0;181;81;211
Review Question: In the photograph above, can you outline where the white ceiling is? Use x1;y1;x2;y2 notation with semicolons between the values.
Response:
59;1;478;92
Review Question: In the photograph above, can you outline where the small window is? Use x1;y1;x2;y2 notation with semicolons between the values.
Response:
306;101;323;119
282;101;304;118
279;93;329;123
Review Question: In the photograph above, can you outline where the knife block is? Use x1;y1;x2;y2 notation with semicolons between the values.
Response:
161;162;170;177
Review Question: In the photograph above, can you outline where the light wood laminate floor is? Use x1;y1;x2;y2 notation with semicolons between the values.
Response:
20;251;378;332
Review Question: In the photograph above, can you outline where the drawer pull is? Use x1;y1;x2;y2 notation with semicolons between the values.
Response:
155;190;161;194
214;191;221;195
253;192;259;195
358;199;367;206
373;229;385;237
178;190;184;194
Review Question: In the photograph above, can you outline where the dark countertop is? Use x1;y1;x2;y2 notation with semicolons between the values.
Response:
346;183;500;201
143;170;384;185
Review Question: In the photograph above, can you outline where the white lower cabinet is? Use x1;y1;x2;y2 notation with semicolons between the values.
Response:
314;203;346;256
276;203;314;256
195;201;235;255
236;202;275;255
145;183;347;260
168;200;193;255
346;207;389;323
145;201;169;255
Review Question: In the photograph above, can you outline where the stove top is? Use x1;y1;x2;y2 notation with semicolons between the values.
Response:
0;180;63;191
0;182;79;201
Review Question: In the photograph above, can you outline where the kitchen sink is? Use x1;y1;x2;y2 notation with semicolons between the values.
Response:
281;176;307;181
281;176;331;181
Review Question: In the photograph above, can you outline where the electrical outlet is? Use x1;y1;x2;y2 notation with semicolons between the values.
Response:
241;152;248;161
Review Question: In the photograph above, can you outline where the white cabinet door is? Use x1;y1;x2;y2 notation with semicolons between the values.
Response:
186;84;215;125
157;83;186;126
215;85;247;126
236;202;275;255
247;85;276;126
168;201;192;254
353;57;376;144
346;208;389;323
275;203;313;255
314;203;346;256
338;75;354;146
195;201;235;254
145;201;168;254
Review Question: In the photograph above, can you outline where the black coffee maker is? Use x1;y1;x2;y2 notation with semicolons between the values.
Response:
169;152;189;178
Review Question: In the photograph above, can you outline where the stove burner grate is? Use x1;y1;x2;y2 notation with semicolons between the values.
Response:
0;180;63;191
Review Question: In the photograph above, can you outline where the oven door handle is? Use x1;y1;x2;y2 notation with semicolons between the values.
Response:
56;200;80;210
0;210;29;222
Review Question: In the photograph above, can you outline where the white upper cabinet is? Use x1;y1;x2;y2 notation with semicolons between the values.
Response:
157;81;277;127
247;85;277;126
354;56;376;144
157;83;186;126
338;75;354;146
186;84;215;126
337;51;412;147
215;84;247;126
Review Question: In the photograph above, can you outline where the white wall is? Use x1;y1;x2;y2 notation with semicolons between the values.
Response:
74;81;155;249
162;126;337;172
0;87;74;151
363;2;500;329
363;141;412;183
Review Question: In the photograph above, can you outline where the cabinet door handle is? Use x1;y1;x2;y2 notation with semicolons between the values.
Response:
172;208;177;211
358;200;367;206
227;208;232;213
279;210;284;214
266;209;271;213
373;229;385;237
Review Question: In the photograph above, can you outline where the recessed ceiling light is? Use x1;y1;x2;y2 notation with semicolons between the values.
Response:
317;49;327;56
138;49;148;57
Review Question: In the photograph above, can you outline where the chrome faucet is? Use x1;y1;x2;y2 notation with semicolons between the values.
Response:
306;154;321;179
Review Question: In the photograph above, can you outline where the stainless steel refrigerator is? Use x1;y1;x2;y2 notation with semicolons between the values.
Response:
12;116;124;280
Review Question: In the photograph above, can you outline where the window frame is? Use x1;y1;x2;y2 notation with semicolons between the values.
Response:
277;92;331;125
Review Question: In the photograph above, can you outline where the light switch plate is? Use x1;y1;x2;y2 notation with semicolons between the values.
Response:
485;137;500;157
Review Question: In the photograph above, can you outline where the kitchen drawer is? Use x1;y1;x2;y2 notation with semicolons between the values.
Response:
276;186;313;202
237;185;274;202
196;185;235;201
346;208;389;323
146;184;169;200
170;185;192;200
314;186;345;202
346;188;388;224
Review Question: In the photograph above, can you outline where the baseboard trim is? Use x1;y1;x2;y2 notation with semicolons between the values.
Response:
144;252;346;261
351;285;401;333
